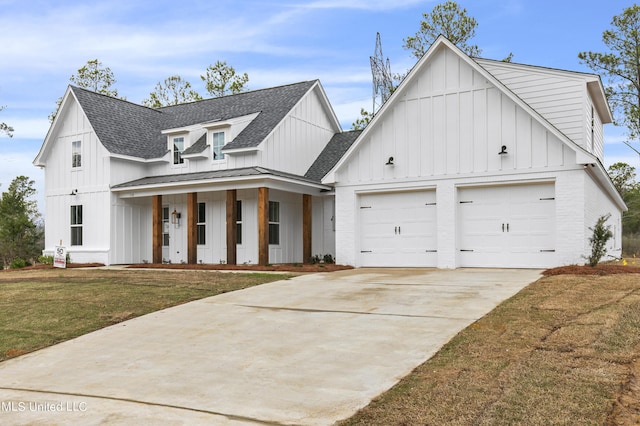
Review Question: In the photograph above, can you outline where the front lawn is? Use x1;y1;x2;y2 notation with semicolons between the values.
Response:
0;268;291;361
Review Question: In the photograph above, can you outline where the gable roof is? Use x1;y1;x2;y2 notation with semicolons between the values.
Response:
305;130;362;181
36;80;319;163
321;36;625;211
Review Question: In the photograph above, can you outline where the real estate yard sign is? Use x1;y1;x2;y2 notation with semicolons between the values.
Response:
54;245;67;268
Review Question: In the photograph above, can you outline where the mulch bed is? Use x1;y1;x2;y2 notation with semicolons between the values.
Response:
6;263;352;273
543;263;640;276
126;263;353;273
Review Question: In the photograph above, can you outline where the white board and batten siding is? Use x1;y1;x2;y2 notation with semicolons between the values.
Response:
42;96;112;264
477;59;606;161
337;47;575;185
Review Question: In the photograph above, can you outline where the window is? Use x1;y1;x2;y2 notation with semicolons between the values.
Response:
72;141;82;168
236;200;242;245
268;201;280;245
197;202;206;245
212;131;225;160
70;205;83;246
173;137;185;164
162;207;170;246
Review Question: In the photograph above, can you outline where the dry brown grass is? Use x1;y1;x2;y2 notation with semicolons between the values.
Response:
341;272;640;426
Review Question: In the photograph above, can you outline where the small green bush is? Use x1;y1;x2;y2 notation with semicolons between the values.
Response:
587;214;613;267
10;258;27;269
38;255;54;265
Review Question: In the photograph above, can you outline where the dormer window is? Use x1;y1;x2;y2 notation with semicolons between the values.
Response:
72;140;82;168
173;137;185;164
212;131;225;160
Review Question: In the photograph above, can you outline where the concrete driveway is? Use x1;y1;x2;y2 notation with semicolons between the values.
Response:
0;268;540;425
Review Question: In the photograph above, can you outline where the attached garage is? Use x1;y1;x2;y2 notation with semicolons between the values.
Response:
457;183;556;268
358;190;437;267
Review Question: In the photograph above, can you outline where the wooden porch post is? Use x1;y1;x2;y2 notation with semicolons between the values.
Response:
187;192;197;265
258;187;269;266
303;194;312;263
152;195;162;264
226;189;237;265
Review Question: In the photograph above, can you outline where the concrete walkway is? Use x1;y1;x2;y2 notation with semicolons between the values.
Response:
0;268;541;425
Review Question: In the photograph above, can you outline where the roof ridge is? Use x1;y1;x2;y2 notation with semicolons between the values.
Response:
69;85;164;114
475;57;599;79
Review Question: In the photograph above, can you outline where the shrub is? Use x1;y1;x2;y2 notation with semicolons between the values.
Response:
38;255;54;265
587;214;613;267
323;254;335;264
10;258;27;269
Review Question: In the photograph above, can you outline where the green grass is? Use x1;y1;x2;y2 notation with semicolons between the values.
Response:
0;268;291;361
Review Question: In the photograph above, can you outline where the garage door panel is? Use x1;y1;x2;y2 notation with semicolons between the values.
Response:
359;190;437;267
458;183;555;268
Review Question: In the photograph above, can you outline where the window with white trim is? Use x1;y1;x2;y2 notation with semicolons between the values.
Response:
162;207;170;246
212;131;225;160
197;202;206;245
70;205;83;246
173;137;185;164
72;140;82;168
268;201;280;245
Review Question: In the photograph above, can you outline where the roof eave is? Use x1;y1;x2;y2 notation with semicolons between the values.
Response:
112;173;332;197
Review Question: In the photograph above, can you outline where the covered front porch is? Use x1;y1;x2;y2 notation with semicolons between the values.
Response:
111;168;335;266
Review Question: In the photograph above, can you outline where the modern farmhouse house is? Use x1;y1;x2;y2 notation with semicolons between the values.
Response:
34;36;625;268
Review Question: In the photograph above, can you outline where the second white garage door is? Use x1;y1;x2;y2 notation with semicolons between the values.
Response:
358;190;437;267
457;183;556;268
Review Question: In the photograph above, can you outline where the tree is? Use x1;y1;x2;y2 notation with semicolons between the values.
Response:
578;5;640;145
351;108;374;130
201;61;249;98
0;176;42;267
0;104;13;137
403;1;481;59
142;76;202;108
70;59;120;97
608;162;639;198
50;59;121;122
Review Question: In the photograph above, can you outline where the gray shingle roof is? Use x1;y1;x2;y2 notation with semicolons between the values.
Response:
182;133;207;156
305;130;362;181
71;80;317;160
111;166;328;189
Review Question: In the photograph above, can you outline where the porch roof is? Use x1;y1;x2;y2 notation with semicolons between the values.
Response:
111;166;333;195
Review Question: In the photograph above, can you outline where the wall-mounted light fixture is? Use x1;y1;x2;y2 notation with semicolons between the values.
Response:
171;209;181;226
498;145;508;155
385;156;394;166
70;189;78;196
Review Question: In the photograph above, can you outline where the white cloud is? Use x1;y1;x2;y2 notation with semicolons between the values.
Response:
1;117;50;140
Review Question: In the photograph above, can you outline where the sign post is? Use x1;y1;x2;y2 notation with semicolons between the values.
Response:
54;244;67;269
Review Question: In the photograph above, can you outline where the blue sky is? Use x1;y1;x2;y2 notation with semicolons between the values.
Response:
0;0;637;209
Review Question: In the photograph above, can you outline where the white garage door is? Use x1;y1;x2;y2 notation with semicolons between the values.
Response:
359;190;437;267
457;183;556;268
